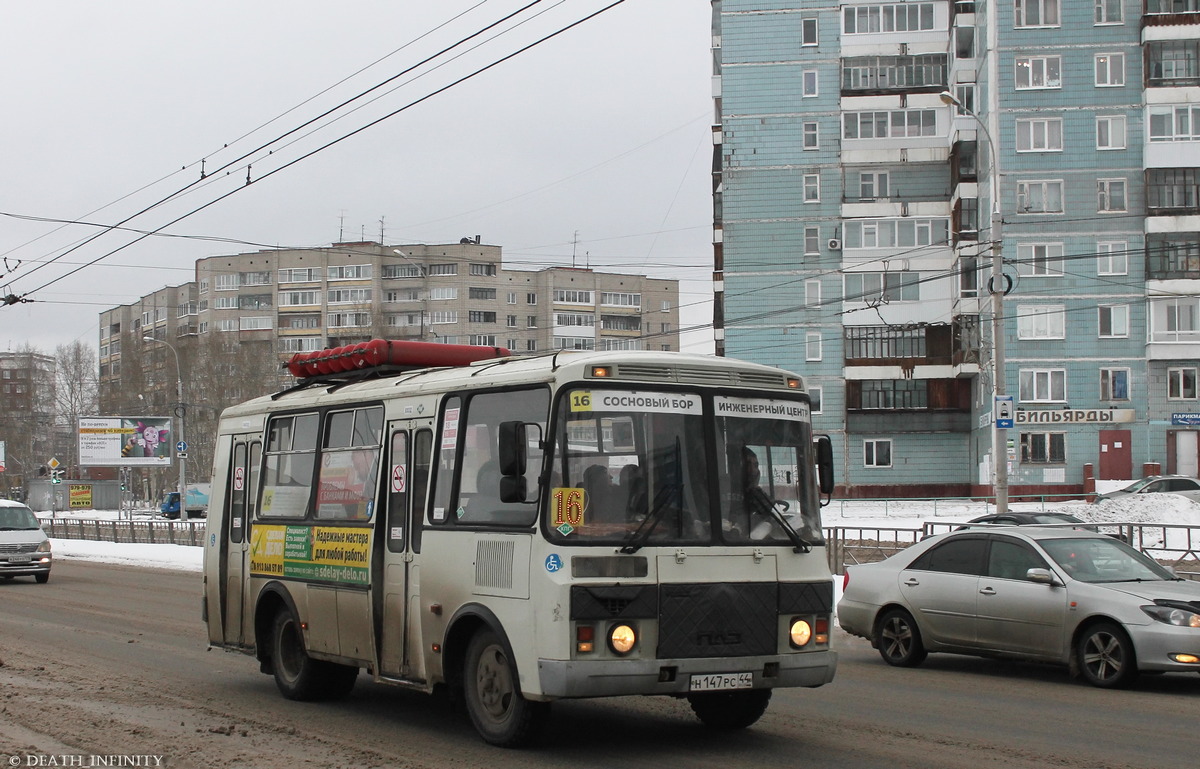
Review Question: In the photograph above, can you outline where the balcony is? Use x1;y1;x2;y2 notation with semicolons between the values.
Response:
1146;41;1200;88
1147;235;1200;278
1144;1;1200;26
844;323;979;368
1146;168;1200;214
841;55;948;97
845;377;973;433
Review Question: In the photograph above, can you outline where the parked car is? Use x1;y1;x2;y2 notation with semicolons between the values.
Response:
0;499;52;583
837;526;1200;688
968;512;1088;526
1094;475;1200;504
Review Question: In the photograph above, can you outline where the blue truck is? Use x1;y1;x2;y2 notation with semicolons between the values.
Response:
159;484;210;518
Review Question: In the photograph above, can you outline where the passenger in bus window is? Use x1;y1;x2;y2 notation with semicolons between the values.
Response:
618;464;646;521
583;464;618;524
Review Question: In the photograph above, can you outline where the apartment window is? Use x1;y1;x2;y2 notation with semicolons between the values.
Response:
601;315;641;331
1017;305;1066;339
803;121;819;150
1099;305;1129;338
507;292;518;304
1097;241;1128;275
805;279;821;307
326;312;369;328
959;256;980;297
429;287;458;301
279;267;321;283
805;227;821;254
1169;368;1198;399
325;265;369;281
1016;118;1062;152
1166;298;1200;335
468;311;497;323
843;218;949;248
843;109;938;139
470;335;497;346
1021;432;1066;464
1095;53;1125;86
215;319;238;332
279;337;323;353
280;290;320;307
555;337;596;351
809;387;823;414
554;313;595;327
801;17;818;45
429;311;458;324
661;322;673;334
527;293;538;305
600;292;641;308
1016;180;1064;213
863;439;892;468
806;332;822;361
215;274;239;291
802;70;819;97
382;264;422;279
468;287;497;300
428;263;457;276
198;279;209;294
284;314;320;329
526;316;539;328
386;288;421;303
1096;115;1127;149
1100;369;1130;401
1147;40;1200;85
1017;243;1064;277
469;263;497;276
214;296;239;310
1019;369;1067;402
859;171;889;199
554;289;593;304
506;315;518;328
387;313;420;328
1097;179;1127;212
661;301;672;313
241;271;273;286
844;271;920;302
843;3;935;34
1015;0;1060;27
526;340;538;352
841;53;949;91
1149;105;1200;142
240;294;272;310
859;380;927;409
803;173;821;202
241;314;274;331
1015;56;1061;89
1095;0;1122;23
328;288;372;304
1147;168;1200;211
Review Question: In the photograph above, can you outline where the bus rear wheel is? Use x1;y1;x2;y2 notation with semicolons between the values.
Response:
687;688;772;730
463;628;547;747
270;609;357;701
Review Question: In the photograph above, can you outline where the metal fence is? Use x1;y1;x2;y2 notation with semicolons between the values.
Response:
41;517;207;547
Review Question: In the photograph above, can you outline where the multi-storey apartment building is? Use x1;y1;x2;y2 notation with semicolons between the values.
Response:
0;350;57;484
99;241;681;479
713;1;1200;496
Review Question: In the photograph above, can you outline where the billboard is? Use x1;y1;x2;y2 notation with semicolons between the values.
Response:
79;416;173;467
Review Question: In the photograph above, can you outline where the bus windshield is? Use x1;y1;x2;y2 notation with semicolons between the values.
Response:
546;387;823;548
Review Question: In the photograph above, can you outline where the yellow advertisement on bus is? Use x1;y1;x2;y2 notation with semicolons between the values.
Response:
249;524;370;585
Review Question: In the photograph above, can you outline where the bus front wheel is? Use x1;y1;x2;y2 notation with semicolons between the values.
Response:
463;628;547;747
270;609;357;701
687;688;772;730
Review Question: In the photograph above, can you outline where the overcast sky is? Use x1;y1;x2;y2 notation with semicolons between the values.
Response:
0;0;715;355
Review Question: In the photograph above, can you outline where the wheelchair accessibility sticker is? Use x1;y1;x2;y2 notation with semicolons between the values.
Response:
545;553;563;573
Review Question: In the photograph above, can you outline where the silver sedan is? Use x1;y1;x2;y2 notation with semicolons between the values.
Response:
837;527;1200;688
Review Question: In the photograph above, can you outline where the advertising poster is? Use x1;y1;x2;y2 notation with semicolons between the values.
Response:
79;416;173;467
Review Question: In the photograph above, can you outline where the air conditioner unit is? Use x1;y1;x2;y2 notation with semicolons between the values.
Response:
827;238;842;251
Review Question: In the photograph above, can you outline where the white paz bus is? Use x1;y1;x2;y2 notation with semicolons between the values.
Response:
202;340;836;746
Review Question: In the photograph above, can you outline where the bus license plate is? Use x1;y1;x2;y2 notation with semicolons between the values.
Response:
689;672;753;692
7;556;31;564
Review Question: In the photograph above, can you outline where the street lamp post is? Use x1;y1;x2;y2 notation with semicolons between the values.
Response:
940;91;1008;514
143;336;187;522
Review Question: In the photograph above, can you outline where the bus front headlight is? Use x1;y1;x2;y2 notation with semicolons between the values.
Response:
608;623;637;655
789;618;812;648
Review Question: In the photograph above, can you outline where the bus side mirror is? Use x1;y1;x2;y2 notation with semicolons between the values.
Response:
500;475;527;503
499;421;527;476
815;434;834;495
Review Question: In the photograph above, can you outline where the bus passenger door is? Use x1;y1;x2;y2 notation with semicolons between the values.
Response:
224;437;260;647
376;425;431;679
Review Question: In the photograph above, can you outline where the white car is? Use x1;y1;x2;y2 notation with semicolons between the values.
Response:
1094;475;1200;504
0;499;52;583
837;526;1200;688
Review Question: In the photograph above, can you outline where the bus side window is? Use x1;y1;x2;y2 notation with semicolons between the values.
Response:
430;397;462;524
229;442;247;544
246;441;261;522
387;431;408;553
411;430;432;553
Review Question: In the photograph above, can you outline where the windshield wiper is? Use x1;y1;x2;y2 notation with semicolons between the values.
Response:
746;486;814;553
621;439;682;555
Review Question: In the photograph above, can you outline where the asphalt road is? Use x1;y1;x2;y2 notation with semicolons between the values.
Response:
0;560;1195;769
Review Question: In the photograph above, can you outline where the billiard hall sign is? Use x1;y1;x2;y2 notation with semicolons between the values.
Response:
1015;409;1135;424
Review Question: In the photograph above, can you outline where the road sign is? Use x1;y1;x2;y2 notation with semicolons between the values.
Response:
995;396;1014;429
177;452;188;459
48;457;60;469
176;441;188;453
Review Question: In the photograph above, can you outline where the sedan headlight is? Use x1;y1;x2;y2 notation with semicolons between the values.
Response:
36;540;51;553
1142;604;1200;628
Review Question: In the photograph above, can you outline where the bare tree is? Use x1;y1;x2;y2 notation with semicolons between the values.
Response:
55;340;99;470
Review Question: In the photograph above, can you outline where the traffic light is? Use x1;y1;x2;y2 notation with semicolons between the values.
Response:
51;469;64;484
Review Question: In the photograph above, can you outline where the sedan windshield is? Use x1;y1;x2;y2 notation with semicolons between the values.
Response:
1040;537;1175;583
545;387;823;548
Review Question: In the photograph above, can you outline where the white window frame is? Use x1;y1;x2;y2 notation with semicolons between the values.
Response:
802;70;819;97
1021;432;1067;464
806;332;823;361
801;17;818;46
1149;105;1200;142
1100;368;1131;401
1017;304;1066;339
805;279;822;307
863;438;893;468
1097;241;1128;276
1097;178;1127;213
1016;117;1063;152
803;173;821;203
804;226;821;255
1169;367;1199;400
1095;52;1125;87
1015;0;1060;28
803;121;819;150
1017;243;1064;277
1019;369;1067;403
859;171;890;200
1014;56;1062;89
809;386;823;415
1016;180;1064;214
1098;305;1129;338
1096;115;1127;150
1094;0;1122;24
428;287;458;301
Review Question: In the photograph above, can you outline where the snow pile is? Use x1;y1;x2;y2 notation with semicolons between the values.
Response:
1073;494;1200;526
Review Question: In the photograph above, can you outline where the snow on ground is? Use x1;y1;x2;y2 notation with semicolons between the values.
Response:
39;493;1199;574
